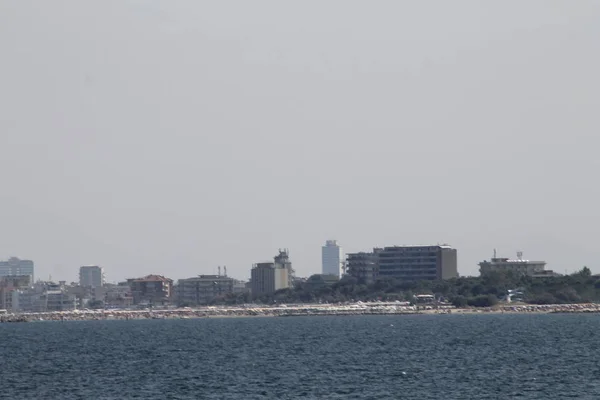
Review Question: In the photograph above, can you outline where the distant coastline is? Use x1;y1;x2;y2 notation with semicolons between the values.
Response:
2;302;600;323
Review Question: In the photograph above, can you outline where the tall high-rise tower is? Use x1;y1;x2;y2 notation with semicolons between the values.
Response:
79;265;105;288
322;240;344;278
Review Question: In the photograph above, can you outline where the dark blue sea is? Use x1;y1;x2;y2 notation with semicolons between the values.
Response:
2;314;600;399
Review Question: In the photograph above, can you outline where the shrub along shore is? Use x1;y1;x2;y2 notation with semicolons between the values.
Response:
213;267;599;307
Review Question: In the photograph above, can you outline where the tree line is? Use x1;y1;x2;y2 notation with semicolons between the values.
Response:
214;267;598;307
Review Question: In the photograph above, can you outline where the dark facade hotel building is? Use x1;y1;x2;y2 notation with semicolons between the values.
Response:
348;245;458;283
378;245;457;281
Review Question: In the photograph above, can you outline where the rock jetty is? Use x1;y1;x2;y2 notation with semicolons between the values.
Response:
2;302;600;323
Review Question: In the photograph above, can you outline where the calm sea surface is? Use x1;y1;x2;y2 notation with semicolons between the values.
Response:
2;314;600;399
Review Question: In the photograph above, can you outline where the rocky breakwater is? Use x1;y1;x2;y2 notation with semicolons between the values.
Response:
277;303;425;316
0;302;441;322
0;315;30;323
4;302;600;323
499;303;600;314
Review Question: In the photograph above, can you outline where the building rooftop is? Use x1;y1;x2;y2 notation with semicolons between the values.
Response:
382;244;455;249
131;274;172;282
480;258;546;264
179;275;234;281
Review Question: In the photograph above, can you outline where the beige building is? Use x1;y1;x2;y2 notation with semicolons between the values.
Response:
104;282;133;308
479;251;551;276
176;275;240;305
251;262;289;297
250;250;294;297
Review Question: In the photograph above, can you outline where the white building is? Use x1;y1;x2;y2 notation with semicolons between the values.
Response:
479;251;554;277
79;265;105;288
322;240;344;278
12;282;76;312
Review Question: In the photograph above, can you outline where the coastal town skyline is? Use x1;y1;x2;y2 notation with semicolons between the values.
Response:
0;242;579;284
0;242;567;314
2;2;599;399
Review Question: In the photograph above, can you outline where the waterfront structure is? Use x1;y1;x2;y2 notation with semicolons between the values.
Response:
378;245;458;281
322;240;344;278
67;284;106;306
414;294;435;304
103;282;133;308
479;251;554;277
251;261;289;297
0;257;34;281
79;265;105;288
11;281;76;312
127;275;173;306
41;283;77;311
176;274;241;305
346;249;382;284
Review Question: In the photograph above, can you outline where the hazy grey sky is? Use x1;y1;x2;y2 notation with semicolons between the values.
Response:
1;1;599;282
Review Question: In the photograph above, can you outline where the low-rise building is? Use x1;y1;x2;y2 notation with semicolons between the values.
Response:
176;275;240;305
42;289;77;311
346;250;381;284
233;280;250;294
0;275;33;311
128;275;173;306
104;282;133;308
67;284;107;308
479;251;554;277
11;282;76;312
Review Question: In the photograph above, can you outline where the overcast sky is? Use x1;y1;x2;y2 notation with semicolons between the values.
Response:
1;1;599;282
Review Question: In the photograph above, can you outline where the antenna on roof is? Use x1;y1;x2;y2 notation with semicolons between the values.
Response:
218;266;221;276
493;249;496;259
224;266;227;277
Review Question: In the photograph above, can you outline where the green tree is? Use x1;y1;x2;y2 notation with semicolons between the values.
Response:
452;295;468;308
87;299;104;309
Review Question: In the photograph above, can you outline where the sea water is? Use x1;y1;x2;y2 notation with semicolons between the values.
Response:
1;314;600;399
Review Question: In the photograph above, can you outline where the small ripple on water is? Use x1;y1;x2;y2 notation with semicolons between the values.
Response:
1;315;600;399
